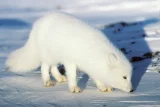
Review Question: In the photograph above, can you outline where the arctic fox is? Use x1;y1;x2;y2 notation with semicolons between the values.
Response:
6;12;133;93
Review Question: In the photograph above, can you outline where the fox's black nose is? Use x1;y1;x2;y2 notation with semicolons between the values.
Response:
130;89;134;92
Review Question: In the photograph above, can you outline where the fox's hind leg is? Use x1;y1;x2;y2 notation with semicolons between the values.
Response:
41;63;54;87
95;80;113;92
51;66;67;83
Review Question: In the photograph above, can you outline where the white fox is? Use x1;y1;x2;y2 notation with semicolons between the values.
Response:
6;12;133;93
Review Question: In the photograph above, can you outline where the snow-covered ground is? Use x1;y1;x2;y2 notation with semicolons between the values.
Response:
0;0;160;107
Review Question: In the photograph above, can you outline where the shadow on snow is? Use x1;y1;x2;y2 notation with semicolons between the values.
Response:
101;18;159;91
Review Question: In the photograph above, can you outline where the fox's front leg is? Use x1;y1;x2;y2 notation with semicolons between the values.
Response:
41;63;54;87
64;63;81;93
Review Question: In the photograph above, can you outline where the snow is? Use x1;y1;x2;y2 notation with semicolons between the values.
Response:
0;0;160;106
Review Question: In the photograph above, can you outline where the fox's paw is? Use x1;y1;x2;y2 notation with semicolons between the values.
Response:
98;86;113;92
70;86;81;93
44;80;55;87
106;87;113;92
56;75;67;83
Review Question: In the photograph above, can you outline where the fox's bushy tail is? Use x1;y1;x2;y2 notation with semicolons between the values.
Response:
5;30;40;72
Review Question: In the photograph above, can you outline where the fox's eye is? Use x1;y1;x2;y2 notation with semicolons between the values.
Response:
123;76;127;79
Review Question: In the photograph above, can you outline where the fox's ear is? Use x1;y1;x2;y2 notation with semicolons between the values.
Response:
107;53;119;67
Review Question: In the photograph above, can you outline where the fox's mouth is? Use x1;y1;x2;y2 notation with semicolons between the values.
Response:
122;87;134;93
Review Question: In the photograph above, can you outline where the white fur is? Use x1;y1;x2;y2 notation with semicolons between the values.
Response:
41;63;54;87
6;12;133;92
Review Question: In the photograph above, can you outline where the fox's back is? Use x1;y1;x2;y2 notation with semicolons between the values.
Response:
33;12;108;65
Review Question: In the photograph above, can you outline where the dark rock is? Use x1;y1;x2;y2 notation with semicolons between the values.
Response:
130;56;144;62
151;64;157;67
143;52;153;58
131;41;135;44
119;22;129;27
120;48;126;54
117;28;121;32
143;51;160;58
142;34;146;37
154;51;160;56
